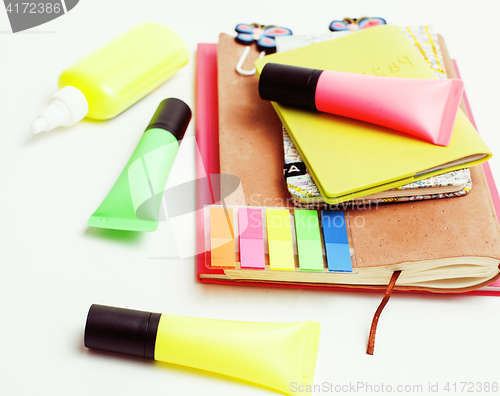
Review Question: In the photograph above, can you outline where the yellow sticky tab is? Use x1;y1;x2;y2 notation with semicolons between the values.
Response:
266;209;292;241
210;207;235;268
266;209;295;270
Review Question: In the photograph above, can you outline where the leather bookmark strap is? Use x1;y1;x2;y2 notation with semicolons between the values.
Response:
367;271;402;355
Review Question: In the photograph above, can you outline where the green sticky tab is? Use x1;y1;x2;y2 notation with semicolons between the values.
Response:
294;210;324;271
294;210;321;240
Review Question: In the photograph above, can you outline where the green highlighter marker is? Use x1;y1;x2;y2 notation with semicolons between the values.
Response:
88;98;191;232
294;210;324;271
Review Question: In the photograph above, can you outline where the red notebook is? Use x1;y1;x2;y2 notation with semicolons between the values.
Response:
195;42;500;296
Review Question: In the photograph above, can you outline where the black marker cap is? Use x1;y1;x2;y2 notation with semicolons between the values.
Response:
258;63;323;111
84;304;161;359
146;98;192;141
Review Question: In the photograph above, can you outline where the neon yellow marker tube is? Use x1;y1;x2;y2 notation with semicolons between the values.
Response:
84;304;321;395
32;22;189;134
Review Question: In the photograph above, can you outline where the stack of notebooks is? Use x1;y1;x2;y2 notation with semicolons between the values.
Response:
195;25;500;295
280;26;474;207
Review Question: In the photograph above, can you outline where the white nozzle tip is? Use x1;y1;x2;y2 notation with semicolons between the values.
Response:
31;117;49;134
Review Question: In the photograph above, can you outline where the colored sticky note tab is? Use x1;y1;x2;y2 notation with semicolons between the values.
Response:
238;208;265;269
266;209;295;270
210;207;235;268
321;211;352;272
294;210;324;271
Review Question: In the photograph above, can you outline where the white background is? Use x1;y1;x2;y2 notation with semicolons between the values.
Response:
1;0;500;395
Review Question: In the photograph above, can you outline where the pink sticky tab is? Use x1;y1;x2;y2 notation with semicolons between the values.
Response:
239;208;263;239
238;209;265;269
240;239;266;269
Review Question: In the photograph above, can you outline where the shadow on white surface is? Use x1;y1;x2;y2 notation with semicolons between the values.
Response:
84;227;145;245
83;348;288;395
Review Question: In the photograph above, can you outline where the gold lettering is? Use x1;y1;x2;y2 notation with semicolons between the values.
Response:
372;67;385;76
398;55;415;67
388;62;401;73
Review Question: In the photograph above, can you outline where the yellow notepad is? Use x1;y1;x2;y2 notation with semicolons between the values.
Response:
254;25;491;204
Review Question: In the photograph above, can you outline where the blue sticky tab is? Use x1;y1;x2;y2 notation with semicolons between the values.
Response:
321;211;348;243
321;211;352;272
324;243;352;272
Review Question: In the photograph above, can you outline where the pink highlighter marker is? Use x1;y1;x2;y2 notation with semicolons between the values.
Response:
258;63;464;146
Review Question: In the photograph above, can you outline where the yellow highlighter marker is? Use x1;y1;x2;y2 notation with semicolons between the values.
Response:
85;304;321;396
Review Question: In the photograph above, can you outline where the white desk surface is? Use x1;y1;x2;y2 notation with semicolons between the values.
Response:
1;1;500;395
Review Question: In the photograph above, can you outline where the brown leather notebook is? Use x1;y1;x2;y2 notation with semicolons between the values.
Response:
214;32;500;292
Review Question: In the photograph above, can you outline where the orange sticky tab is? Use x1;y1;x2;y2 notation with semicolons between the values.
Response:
210;207;235;268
